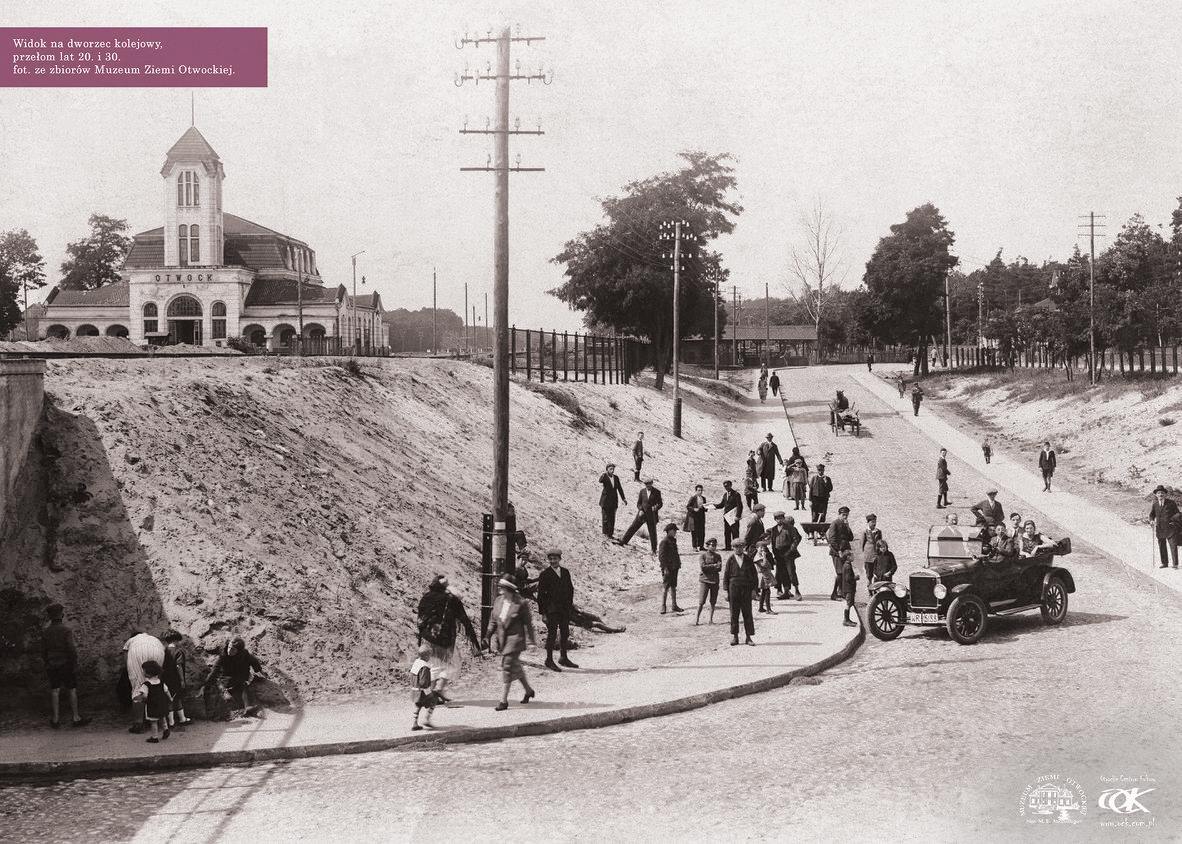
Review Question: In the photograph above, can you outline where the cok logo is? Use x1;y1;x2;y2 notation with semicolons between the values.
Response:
1097;788;1154;815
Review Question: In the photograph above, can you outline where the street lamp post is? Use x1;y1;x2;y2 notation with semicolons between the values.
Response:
351;250;366;352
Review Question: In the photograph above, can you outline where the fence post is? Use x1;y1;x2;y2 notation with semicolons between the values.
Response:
511;326;517;374
550;331;557;382
563;331;569;381
1138;349;1145;373
1174;345;1179;375
1151;348;1157;375
525;329;532;381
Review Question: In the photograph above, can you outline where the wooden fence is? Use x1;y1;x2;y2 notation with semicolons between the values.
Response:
509;327;646;384
938;344;1182;377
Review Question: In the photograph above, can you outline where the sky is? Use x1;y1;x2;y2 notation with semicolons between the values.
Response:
3;0;1182;331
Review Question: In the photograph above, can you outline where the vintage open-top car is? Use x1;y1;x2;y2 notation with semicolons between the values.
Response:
867;524;1075;644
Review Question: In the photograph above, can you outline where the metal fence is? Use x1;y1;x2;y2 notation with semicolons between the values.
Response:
509;327;647;384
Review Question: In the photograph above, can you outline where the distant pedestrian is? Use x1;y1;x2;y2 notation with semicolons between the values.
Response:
866;351;874;371
632;432;645;482
769;372;780;396
839;551;859;628
936;448;951;508
618;478;664;553
123;632;165;733
744;468;760;511
982;438;992;464
1039;441;1057;492
696;538;723;626
872;539;897;587
714;480;743;550
489;578;537;711
757;433;783;491
860;514;882;586
971;488;1005;528
161;630;192;729
895;372;906;399
758;376;768;403
773;514;803;600
1149;485;1180;569
742;503;767;548
808;463;833;523
911;383;924;416
684;484;708;551
409;644;438;731
658;523;684;614
756;541;777;614
537;549;578;670
598;463;627;538
826;506;853;600
417;575;482;701
724;541;758;646
786;457;808;510
42;604;89;729
133;660;172;743
206;637;267;718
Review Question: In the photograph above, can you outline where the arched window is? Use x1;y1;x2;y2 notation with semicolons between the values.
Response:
167;295;202;317
105;325;129;338
46;324;70;339
190;225;200;265
142;303;158;335
177;170;200;207
211;301;227;339
178;224;189;266
75;324;99;337
242;324;266;347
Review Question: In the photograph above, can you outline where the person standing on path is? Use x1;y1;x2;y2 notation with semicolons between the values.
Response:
161;630;192;729
714;480;743;551
742;503;767;548
769;372;780;396
724;541;758;646
808;464;833;524
872;539;897;589
409;644;438;731
756;541;777;614
758;376;768;403
895;371;906;399
537;549;578;671
42;604;89;729
133;660;172;743
866;351;874;371
1149;485;1180;569
757;434;783;492
1038;441;1057;492
744;469;760;511
658;523;684;614
936;448;951;508
632;432;645;482
982;438;992;464
696;537;723;625
774;514;803;600
826;507;854;601
839;551;859;628
416;575;483;702
598;463;627;538
488;579;536;711
911;383;924;416
971;488;1005;529
860;514;882;588
123;632;165;733
684;484;708;551
618;478;663;553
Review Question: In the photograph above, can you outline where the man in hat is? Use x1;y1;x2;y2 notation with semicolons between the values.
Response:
808;463;833;523
685;484;708;551
772;512;803;600
1149;485;1180;569
723;541;758;645
713;480;743;550
742;503;767;549
632;432;645;482
618;478;664;553
860;514;882;589
911;383;924;416
598;463;627;538
971;488;1005;529
1038;441;1057;492
826;506;854;600
936;448;951;508
536;549;578;670
757;433;784;491
488;578;536;711
658;522;684;614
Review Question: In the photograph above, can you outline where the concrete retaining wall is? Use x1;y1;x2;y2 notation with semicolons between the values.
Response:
0;359;46;532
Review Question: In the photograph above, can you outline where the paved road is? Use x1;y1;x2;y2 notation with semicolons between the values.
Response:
3;365;1179;842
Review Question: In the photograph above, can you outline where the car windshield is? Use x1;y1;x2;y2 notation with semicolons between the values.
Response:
927;525;981;561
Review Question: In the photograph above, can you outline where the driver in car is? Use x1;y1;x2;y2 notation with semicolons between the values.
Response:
1019;520;1055;557
975;524;1018;564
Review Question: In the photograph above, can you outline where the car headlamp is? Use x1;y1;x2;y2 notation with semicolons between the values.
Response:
893;584;908;599
933;584;948;600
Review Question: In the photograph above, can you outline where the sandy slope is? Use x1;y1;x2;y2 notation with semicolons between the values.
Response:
2;357;749;709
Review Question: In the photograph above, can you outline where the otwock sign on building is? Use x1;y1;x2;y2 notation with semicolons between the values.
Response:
40;125;384;351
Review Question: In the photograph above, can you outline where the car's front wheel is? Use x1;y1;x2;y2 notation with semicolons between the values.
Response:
946;594;988;644
867;591;905;641
1040;577;1069;625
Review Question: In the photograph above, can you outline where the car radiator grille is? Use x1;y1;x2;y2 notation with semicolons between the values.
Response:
910;575;938;608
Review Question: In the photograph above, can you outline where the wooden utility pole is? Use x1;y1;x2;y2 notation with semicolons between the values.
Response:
464;282;469;355
297;264;304;356
660;219;691;437
432;266;437;353
944;269;951;368
713;274;719;379
484;291;489;352
1078;212;1106;384
764;281;770;364
350;250;365;351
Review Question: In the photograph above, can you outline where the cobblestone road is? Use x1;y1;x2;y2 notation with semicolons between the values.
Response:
3;365;1179;842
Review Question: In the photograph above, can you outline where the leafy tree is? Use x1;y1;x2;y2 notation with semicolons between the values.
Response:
550;152;741;387
0;229;46;338
861;203;959;374
59;214;132;291
382;307;463;351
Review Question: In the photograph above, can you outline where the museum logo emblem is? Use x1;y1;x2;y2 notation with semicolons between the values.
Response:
1018;775;1087;825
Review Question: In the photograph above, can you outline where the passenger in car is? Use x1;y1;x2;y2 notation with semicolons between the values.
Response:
1019;520;1055;557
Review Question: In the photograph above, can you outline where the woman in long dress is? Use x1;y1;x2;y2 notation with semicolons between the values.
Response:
417;575;482;703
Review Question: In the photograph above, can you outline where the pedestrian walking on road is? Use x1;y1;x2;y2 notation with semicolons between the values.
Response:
684;485;708;551
42;604;89;729
911;383;924;416
489;579;536;711
537;549;578;670
744;471;760;511
758;376;768;403
839;551;859;628
1149;485;1180;569
133;660;172;743
860;514;882;587
936;448;951;508
867;351;874;371
757;433;783;491
724;541;758;646
774;514;803;600
416;575;482;701
756;541;777;614
123;632;165;733
742;503;767;548
618;478;664;553
982;438;992;464
769;372;780;396
659;523;685;614
872;540;897;588
895;372;906;399
714;480;743;550
826;507;854;601
161;630;192;729
808;464;833;523
409;644;438;731
696;538;723;625
598;463;627;538
632;432;645;482
971;488;1005;529
1039;441;1057;492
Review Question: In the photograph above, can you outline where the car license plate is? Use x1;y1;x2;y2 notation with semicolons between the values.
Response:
909;612;939;624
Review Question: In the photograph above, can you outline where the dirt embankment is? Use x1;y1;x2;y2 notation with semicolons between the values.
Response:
0;357;746;711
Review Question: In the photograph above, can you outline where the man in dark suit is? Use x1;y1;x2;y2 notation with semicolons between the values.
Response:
1038;441;1057;492
1149;485;1180;568
714;480;743;550
772;513;803;601
657;522;684;614
632;432;645;482
724;541;758;645
536;549;578;670
742;503;767;548
618;478;663;553
808;463;833;523
936;448;951;508
971;488;1005;528
826;506;854;600
757;434;783;492
598;463;627;538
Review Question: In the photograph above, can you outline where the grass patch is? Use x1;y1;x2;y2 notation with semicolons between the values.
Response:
342;359;363;378
521;380;602;431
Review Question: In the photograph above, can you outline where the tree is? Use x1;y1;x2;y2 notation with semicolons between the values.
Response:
59;214;132;291
861;204;959;374
786;199;845;355
0;229;46;338
550;152;742;387
382;307;463;352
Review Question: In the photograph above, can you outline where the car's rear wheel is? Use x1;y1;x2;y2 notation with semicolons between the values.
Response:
946;594;987;644
868;591;905;641
1040;577;1069;625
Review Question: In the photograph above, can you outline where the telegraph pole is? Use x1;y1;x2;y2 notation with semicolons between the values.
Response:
764;281;770;365
432;267;438;354
944;269;951;367
458;25;549;633
350;250;365;351
297;264;304;356
712;273;720;380
1078;212;1106;384
484;292;489;352
660;219;696;437
464;282;469;355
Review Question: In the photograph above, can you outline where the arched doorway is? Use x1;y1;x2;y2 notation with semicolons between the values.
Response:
274;324;296;349
105;324;129;338
75;324;100;337
45;324;70;339
166;294;203;345
242;324;266;348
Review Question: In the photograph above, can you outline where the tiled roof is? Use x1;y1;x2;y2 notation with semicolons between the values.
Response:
163;126;220;169
45;281;130;307
348;293;381;310
124;236;164;268
245;279;343;307
723;325;818;342
125;213;314;272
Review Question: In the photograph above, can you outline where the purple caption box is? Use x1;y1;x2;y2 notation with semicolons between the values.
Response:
1;27;267;87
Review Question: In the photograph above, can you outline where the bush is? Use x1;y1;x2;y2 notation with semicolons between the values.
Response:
342;359;363;377
226;336;261;355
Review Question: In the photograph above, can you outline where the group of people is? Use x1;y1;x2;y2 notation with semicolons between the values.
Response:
756;364;780;403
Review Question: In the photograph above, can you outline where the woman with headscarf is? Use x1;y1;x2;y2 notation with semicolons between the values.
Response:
122;631;165;733
417;574;482;703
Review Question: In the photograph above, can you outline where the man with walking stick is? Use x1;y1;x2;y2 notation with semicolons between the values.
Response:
1149;485;1180;569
